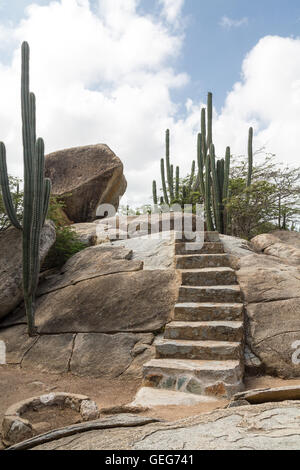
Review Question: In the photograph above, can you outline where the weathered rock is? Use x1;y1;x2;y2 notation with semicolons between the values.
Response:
251;230;300;265
234;386;300;404
37;245;143;296
45;144;127;223
34;244;177;334
111;233;175;270
244;345;264;376
30;402;300;450
2;393;100;446
220;231;300;379
97;212;204;236
0;325;37;364
0;221;56;320
220;234;254;270
21;334;75;374
71;222;128;246
236;253;300;377
70;333;154;378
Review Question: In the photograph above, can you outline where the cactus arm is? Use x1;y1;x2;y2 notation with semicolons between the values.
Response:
175;166;180;200
194;133;205;195
165;129;174;200
170;164;174;199
247;127;253;187
210;144;221;233
30;138;46;295
223;147;231;201
205;153;214;231
42;178;51;226
160;158;169;205
188;160;195;194
0;143;23;230
152;180;158;206
207;92;213;149
201;108;207;159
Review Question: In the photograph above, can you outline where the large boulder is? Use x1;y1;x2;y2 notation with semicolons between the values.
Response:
35;244;177;334
0;237;178;378
45;144;127;223
221;232;300;378
0;221;56;321
252;230;300;265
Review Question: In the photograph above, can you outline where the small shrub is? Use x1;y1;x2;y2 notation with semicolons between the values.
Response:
44;196;86;269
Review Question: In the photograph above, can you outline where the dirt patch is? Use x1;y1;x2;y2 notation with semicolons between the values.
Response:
0;364;141;449
2;365;300;450
23;406;81;436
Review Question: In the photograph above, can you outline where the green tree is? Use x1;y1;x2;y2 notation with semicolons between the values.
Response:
226;154;300;239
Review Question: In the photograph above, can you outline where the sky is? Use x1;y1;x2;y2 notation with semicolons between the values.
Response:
0;0;300;207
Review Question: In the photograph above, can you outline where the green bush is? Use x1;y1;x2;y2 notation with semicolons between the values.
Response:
44;195;86;269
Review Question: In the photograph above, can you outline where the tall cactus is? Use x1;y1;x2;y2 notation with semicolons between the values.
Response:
165;129;174;200
152;180;158;206
153;93;236;235
0;42;51;336
247;127;253;187
175;166;180;200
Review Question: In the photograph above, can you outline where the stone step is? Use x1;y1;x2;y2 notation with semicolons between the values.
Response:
165;321;244;342
176;254;230;269
132;387;220;407
180;267;236;286
178;285;242;303
174;231;220;243
174;303;244;321
155;338;242;361
175;242;224;255
143;358;243;398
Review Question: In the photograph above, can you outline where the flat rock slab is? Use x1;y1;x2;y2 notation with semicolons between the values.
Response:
28;401;300;450
131;388;218;407
233;386;300;404
8;414;160;451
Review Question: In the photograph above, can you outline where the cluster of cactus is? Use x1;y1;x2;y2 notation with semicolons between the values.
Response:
0;42;51;336
153;93;232;233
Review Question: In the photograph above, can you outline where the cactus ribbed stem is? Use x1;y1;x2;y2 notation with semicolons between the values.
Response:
165;129;174;200
210;144;221;233
207;92;213;149
205;153;214;231
160;158;169;205
247;127;253;187
0;143;22;230
0;42;51;336
152;180;158;206
175;166;180;200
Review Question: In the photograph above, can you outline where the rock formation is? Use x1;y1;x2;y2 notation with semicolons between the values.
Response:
45;144;127;223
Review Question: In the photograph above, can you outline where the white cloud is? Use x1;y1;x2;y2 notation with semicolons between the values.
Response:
159;0;184;24
220;16;248;30
211;36;300;170
1;2;300;209
0;0;188;205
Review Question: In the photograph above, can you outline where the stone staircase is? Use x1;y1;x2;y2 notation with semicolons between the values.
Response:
142;232;244;399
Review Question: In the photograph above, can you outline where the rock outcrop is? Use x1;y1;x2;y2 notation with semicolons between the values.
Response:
45;144;127;223
0;221;56;321
25;401;300;450
221;231;300;378
0;236;179;379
